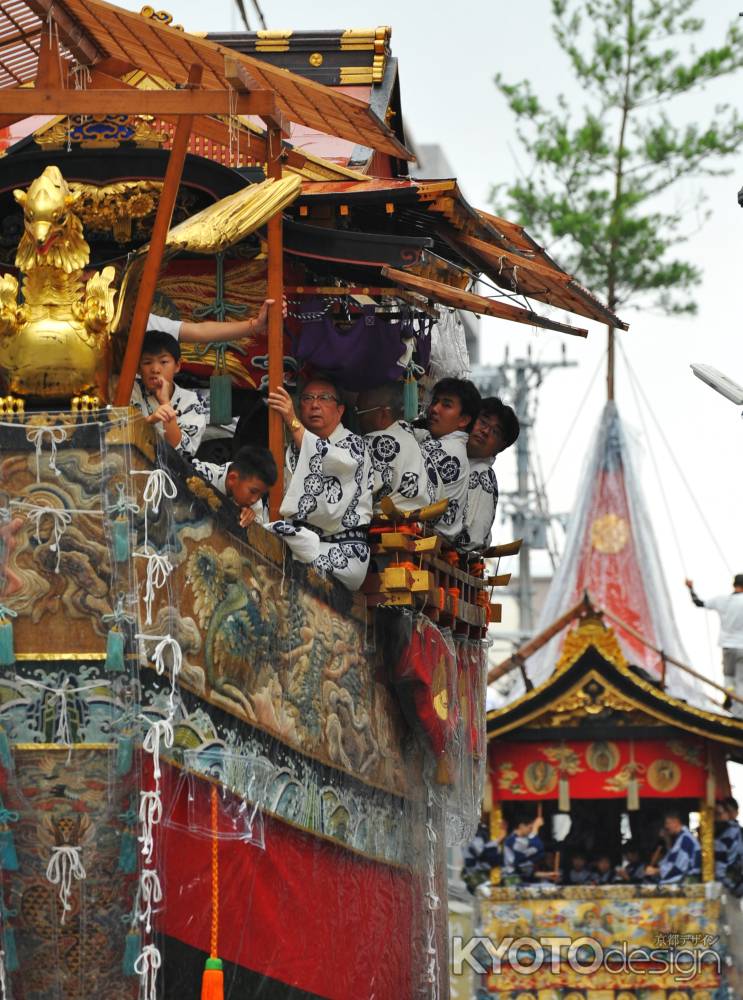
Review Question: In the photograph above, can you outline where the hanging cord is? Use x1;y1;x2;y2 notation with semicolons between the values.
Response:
621;344;687;575
139;868;162;935
543;350;604;487
140;717;174;784
25;425;67;482
131;468;177;551
134;552;173;626
618;341;732;575
108;482;140;518
133;944;161;1000
192;252;248;324
210;785;220;959
46;844;86;925
136;633;183;711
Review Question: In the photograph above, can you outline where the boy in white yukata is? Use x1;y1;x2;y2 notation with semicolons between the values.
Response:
356;382;441;513
458;396;520;552
267;378;374;590
130;330;205;457
414;377;481;545
192;445;277;529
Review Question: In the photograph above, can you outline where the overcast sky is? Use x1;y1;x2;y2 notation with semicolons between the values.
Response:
120;0;743;685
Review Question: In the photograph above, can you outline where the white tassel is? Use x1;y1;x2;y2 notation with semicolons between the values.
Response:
135;552;173;625
138;868;163;935
132;468;176;550
141;717;174;783
26;425;67;482
25;505;72;574
138;790;163;865
46;844;85;925
133;944;162;1000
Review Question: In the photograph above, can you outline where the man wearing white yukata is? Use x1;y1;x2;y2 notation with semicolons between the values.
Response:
356;382;442;513
414;377;481;545
458;397;520;552
267;378;374;590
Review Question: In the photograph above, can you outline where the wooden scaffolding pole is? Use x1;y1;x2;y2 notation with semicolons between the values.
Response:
113;64;203;407
266;125;286;517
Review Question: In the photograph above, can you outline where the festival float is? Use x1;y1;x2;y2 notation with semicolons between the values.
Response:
0;3;626;997
479;402;743;1000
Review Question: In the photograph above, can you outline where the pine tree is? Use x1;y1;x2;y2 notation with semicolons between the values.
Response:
494;0;743;394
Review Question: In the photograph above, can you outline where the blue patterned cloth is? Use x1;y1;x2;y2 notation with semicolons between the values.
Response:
658;825;701;884
714;819;743;886
502;832;544;881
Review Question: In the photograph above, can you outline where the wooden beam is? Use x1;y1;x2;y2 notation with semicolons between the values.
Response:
224;55;290;138
113;64;203;407
85;68;308;171
2;88;277;117
381;267;589;338
487;595;594;684
36;33;67;90
458;234;573;283
266;124;285;518
27;0;101;66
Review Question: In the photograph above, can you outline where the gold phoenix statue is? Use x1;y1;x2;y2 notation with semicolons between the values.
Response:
0;165;302;406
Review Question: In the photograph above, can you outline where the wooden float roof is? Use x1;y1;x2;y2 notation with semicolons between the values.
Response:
296;178;627;331
487;616;743;756
0;0;410;159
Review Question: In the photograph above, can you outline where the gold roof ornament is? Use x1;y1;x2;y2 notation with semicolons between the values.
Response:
35;114;167;150
0;167;302;402
555;617;628;674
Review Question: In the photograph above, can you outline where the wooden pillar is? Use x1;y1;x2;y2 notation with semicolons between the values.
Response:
266;125;285;517
487;765;503;887
699;802;715;883
113;64;202;406
607;324;615;402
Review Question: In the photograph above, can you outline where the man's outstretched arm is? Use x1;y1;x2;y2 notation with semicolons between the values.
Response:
685;579;706;608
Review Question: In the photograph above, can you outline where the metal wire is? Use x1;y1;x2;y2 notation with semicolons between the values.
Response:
618;340;732;575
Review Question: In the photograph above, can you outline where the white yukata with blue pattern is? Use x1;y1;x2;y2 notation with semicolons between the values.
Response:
273;424;373;590
130;379;206;458
365;419;441;514
414;428;470;543
458;457;498;552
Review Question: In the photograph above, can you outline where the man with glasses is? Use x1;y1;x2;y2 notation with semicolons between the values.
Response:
267;377;373;590
356;382;441;514
458;397;520;552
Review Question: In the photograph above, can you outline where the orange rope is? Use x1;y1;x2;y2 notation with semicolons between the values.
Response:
210;785;219;959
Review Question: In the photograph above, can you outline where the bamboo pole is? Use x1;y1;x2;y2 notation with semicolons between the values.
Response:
487;595;593;683
266;125;285;517
114;64;203;406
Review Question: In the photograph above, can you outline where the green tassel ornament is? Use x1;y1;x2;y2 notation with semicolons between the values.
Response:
0;605;17;667
123;929;140;976
108;483;138;564
116;735;134;777
101;598;134;675
403;365;419;422
0;729;11;771
111;516;130;563
0;799;19;871
105;627;125;673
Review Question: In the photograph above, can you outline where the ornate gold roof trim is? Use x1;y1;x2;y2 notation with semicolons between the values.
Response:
555;618;627;673
487;620;743;747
